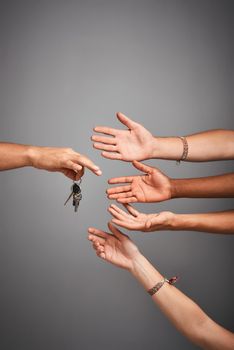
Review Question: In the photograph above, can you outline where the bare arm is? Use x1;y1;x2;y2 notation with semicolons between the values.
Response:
88;224;234;350
92;113;234;162
131;254;234;350
171;173;234;198
155;129;234;161
169;210;234;234
0;142;102;180
109;204;234;234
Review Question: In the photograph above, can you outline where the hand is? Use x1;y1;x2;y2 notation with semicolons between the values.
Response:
88;222;141;271
107;161;172;203
109;203;175;232
92;112;155;161
29;146;102;180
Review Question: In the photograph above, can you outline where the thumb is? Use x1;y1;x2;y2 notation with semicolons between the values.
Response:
116;112;138;129
132;160;153;174
146;214;160;231
145;218;153;230
108;222;128;240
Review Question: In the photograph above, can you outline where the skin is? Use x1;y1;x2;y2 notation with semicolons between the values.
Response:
109;204;234;234
92;112;234;161
92;112;157;161
0;143;102;180
88;223;234;350
107;161;234;203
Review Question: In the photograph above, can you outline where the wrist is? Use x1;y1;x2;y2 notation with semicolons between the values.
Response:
129;254;163;290
170;213;197;231
150;136;161;159
170;179;179;199
129;253;148;275
147;212;177;231
27;146;41;168
151;137;184;160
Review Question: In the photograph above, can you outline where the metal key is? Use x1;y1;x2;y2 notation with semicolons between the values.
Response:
64;180;82;212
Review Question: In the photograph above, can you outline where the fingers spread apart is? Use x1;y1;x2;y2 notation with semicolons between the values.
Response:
108;204;141;230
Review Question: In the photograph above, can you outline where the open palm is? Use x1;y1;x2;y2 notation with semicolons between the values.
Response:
88;223;140;270
107;161;172;203
109;203;174;232
92;112;155;161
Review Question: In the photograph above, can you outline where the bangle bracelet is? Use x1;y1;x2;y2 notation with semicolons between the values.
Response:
176;136;188;164
147;276;179;296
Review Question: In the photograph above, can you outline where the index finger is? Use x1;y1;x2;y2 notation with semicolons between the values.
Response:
94;126;118;136
76;154;102;176
88;227;109;239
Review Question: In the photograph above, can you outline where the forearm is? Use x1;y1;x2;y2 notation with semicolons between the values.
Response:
130;254;234;349
0;142;34;170
152;130;234;161
170;173;234;198
170;210;234;234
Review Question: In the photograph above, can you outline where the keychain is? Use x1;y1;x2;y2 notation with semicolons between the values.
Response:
64;180;82;212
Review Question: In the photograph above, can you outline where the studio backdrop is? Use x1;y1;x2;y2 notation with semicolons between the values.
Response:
0;1;233;349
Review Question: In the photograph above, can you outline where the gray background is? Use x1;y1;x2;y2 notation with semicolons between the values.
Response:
0;0;233;349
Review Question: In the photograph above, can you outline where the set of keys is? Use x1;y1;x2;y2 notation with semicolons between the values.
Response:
64;180;82;212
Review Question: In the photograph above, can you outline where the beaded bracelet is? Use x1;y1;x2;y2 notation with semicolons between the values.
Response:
176;136;188;164
147;276;179;296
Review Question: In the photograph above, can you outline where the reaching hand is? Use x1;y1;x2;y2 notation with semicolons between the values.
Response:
30;146;102;180
88;223;140;270
92;112;155;161
109;203;174;232
107;161;172;203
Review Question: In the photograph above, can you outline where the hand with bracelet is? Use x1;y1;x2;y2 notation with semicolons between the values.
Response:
109;204;234;234
88;223;234;350
92;112;234;162
107;161;234;203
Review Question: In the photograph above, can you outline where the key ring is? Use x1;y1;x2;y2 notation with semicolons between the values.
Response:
74;178;82;185
64;179;82;212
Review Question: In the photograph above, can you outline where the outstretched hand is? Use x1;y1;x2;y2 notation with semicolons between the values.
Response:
92;112;155;161
109;203;174;232
30;146;102;180
107;161;172;203
88;222;140;270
